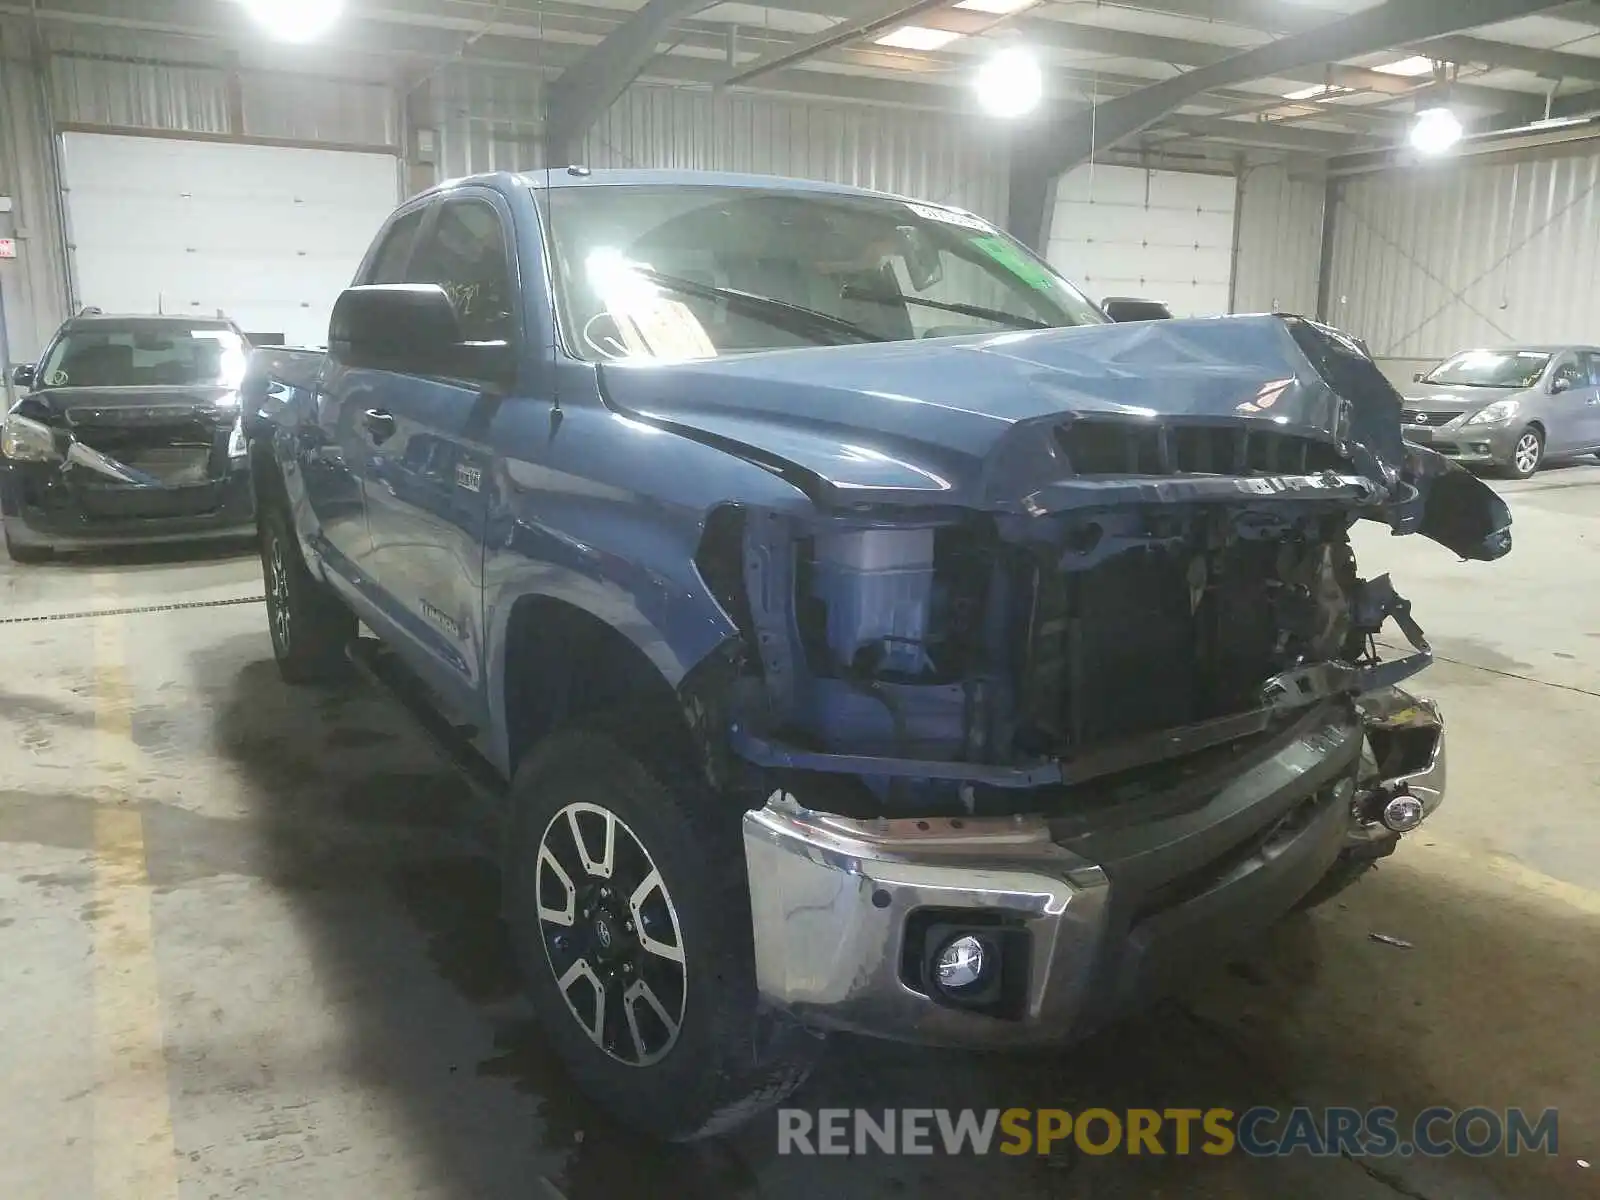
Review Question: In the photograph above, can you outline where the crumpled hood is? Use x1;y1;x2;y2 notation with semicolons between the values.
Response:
600;314;1510;559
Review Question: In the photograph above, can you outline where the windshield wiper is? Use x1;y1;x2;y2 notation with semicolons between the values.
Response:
631;267;887;346
839;284;1050;331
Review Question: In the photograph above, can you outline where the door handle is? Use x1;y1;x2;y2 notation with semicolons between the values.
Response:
363;408;396;443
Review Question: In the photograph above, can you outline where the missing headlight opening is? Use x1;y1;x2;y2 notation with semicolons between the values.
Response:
711;475;1441;817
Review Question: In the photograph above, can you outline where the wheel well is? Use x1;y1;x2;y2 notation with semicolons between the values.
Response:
1525;421;1545;438
502;596;689;773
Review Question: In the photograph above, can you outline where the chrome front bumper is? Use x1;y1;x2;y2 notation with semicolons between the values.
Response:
742;690;1445;1047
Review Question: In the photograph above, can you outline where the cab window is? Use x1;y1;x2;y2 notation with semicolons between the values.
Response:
404;198;518;344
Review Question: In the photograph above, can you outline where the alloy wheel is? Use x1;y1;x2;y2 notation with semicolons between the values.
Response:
535;802;687;1067
1514;431;1542;475
267;536;293;654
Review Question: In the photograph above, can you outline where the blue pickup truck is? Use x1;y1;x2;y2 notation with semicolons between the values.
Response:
244;168;1509;1141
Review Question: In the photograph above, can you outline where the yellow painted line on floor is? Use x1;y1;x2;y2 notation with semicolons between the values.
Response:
90;576;179;1200
1421;836;1600;915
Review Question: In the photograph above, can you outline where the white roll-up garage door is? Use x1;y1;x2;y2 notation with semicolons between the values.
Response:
59;132;399;348
1045;164;1237;319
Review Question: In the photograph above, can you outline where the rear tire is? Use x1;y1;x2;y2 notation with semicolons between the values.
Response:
503;714;819;1141
259;503;355;684
4;531;53;564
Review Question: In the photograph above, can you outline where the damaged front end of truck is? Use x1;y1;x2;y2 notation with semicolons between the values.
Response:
636;315;1508;1046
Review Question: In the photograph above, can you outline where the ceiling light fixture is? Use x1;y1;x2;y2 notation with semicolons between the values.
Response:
1373;55;1438;77
874;25;963;51
240;0;344;42
955;0;1039;14
1409;106;1463;155
975;46;1043;118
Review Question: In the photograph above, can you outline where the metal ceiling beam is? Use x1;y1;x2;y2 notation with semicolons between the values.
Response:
1545;1;1600;23
1550;83;1600;115
1149;114;1367;154
542;0;718;162
1411;34;1600;82
3;0;980;111
1090;0;1330;35
1006;0;1565;248
716;0;953;85
727;0;1532;113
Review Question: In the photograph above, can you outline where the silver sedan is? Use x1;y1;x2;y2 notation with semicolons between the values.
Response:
1400;345;1600;478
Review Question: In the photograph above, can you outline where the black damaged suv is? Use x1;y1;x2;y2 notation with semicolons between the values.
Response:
3;310;256;562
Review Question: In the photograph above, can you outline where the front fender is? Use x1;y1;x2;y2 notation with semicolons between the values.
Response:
480;492;746;778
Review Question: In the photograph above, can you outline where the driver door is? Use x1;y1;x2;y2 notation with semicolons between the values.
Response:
302;202;429;585
359;192;513;730
1545;355;1591;453
1573;352;1600;450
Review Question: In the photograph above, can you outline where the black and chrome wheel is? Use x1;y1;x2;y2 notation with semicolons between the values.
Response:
535;801;687;1067
505;716;820;1141
258;503;355;684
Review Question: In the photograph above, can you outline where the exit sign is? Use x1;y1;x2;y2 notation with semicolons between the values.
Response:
0;239;16;259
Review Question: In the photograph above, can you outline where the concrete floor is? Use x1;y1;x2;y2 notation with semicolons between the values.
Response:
2;468;1598;1200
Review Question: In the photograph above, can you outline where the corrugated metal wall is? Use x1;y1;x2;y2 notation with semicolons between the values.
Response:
241;74;397;147
2;23;401;365
431;73;1011;225
48;29;231;133
0;19;72;366
1325;149;1600;358
1231;162;1324;318
582;86;1009;224
44;29;399;146
431;65;548;179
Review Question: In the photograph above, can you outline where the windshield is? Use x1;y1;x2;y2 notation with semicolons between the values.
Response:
37;321;247;389
1423;349;1551;389
534;185;1105;361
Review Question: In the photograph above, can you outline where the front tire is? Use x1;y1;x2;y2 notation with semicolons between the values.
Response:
503;716;819;1141
1502;426;1544;479
259;503;355;683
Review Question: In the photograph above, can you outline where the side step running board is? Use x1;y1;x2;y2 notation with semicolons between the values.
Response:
345;637;508;806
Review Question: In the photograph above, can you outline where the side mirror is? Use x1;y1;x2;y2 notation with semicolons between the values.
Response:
1413;371;1427;382
1551;375;1572;394
1102;296;1173;323
10;363;36;389
328;285;513;385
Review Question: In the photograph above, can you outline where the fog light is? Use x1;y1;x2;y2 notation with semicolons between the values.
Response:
1381;792;1424;832
934;935;988;991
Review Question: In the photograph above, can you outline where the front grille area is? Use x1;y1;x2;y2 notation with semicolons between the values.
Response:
1015;533;1298;754
1056;418;1347;476
65;408;223;486
1400;410;1456;427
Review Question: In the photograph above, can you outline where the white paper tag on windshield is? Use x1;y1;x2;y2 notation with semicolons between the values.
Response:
905;202;992;232
614;298;716;361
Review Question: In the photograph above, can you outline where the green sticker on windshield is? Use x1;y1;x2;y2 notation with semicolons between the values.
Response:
970;235;1056;293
